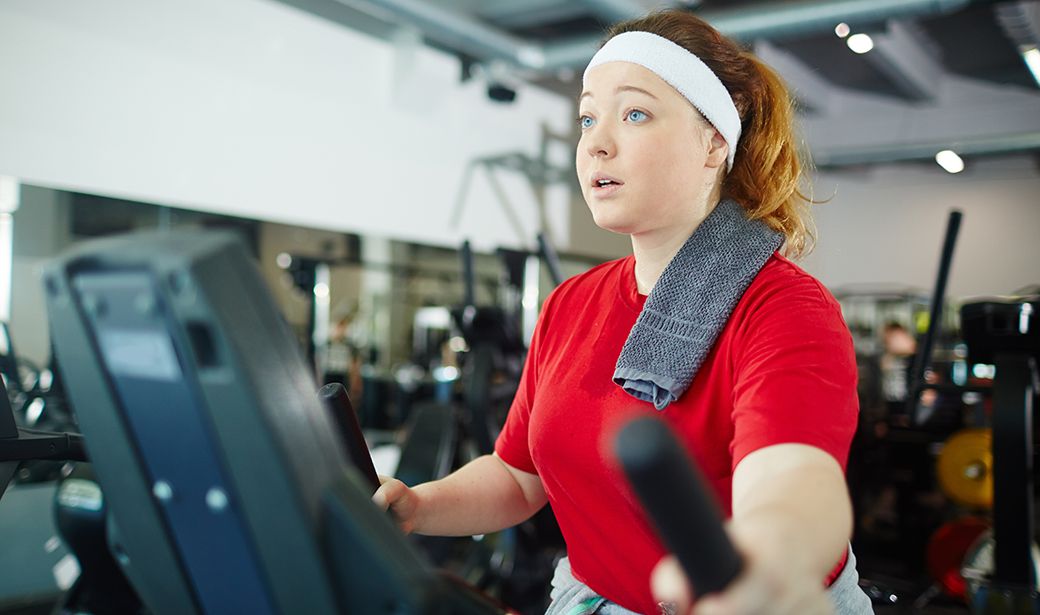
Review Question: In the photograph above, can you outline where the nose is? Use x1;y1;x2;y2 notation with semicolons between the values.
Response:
583;123;615;160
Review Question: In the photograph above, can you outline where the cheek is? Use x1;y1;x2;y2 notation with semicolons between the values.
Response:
641;134;704;185
575;153;590;198
662;130;702;162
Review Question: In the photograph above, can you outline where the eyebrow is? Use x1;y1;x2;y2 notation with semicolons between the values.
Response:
579;85;659;102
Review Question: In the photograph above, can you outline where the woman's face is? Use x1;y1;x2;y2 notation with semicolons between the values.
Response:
576;61;728;237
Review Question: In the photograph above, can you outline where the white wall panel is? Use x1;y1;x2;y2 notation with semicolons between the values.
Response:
0;0;573;251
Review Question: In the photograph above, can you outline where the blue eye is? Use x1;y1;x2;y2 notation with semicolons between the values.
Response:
579;115;595;129
626;109;648;123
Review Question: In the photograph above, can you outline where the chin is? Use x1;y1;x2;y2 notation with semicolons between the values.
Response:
589;211;637;235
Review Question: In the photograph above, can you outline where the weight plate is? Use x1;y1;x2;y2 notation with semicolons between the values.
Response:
937;428;993;509
926;517;990;600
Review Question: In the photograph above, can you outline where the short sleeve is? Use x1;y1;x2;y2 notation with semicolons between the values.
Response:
730;279;859;471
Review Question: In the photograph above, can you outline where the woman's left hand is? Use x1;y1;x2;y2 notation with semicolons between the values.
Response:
649;532;833;615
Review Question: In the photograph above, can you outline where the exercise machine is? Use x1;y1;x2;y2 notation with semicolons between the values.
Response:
44;230;507;614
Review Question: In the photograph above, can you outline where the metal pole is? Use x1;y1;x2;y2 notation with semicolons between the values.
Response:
906;210;962;416
0;177;19;323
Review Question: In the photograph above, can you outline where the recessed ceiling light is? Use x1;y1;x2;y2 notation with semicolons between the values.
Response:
835;22;851;38
935;150;965;174
847;33;874;54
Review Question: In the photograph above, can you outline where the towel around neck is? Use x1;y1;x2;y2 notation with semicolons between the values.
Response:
612;199;784;410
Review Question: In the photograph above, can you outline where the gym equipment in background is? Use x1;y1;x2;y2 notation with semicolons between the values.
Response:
847;211;977;608
444;238;565;612
0;324;73;435
52;466;146;615
454;239;525;457
0;373;85;501
937;428;994;510
535;232;563;288
1;336;116;614
905;211;963;419
961;529;1040;610
0;334;80;486
926;517;992;601
958;295;1039;614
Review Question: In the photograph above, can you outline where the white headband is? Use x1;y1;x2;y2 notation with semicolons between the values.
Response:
583;31;741;170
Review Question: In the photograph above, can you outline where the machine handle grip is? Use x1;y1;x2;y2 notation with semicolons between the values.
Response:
319;383;380;494
615;416;742;598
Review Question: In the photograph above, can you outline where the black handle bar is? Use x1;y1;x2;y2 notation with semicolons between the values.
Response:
615;416;742;598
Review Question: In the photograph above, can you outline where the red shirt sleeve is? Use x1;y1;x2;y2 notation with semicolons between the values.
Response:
729;275;859;471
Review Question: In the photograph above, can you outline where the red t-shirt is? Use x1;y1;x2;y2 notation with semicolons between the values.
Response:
495;252;858;614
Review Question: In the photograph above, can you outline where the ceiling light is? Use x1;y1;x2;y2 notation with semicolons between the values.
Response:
1021;46;1040;88
935;150;965;174
835;23;851;38
847;33;874;54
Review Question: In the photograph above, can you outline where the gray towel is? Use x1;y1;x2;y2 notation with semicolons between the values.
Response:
614;199;783;410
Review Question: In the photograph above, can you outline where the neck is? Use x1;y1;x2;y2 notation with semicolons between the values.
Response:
632;198;721;295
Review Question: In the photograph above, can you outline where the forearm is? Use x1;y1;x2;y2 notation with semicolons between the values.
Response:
411;454;546;536
730;445;852;581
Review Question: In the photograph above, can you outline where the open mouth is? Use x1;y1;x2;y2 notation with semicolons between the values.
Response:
592;175;624;190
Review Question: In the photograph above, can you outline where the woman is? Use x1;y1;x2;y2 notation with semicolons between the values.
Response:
374;10;871;615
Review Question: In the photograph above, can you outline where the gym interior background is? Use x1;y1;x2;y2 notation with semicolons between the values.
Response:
1;0;1039;613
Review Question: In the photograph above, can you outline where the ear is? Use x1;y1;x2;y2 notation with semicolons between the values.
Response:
704;129;729;169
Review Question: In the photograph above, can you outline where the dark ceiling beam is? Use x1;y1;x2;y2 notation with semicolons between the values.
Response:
814;131;1040;166
542;0;989;70
995;1;1040;88
318;0;998;71
754;40;836;113
864;21;945;102
995;0;1040;47
481;3;589;30
309;0;997;73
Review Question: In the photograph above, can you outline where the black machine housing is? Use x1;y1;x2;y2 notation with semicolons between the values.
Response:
960;296;1039;608
44;231;504;615
960;298;1039;365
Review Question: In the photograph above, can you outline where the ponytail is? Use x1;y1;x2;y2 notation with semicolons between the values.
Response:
725;54;816;258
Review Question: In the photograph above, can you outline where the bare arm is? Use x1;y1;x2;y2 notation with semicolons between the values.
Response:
728;443;852;581
372;453;547;536
652;443;851;614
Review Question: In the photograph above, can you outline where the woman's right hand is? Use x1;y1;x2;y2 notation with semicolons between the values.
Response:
372;475;421;534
